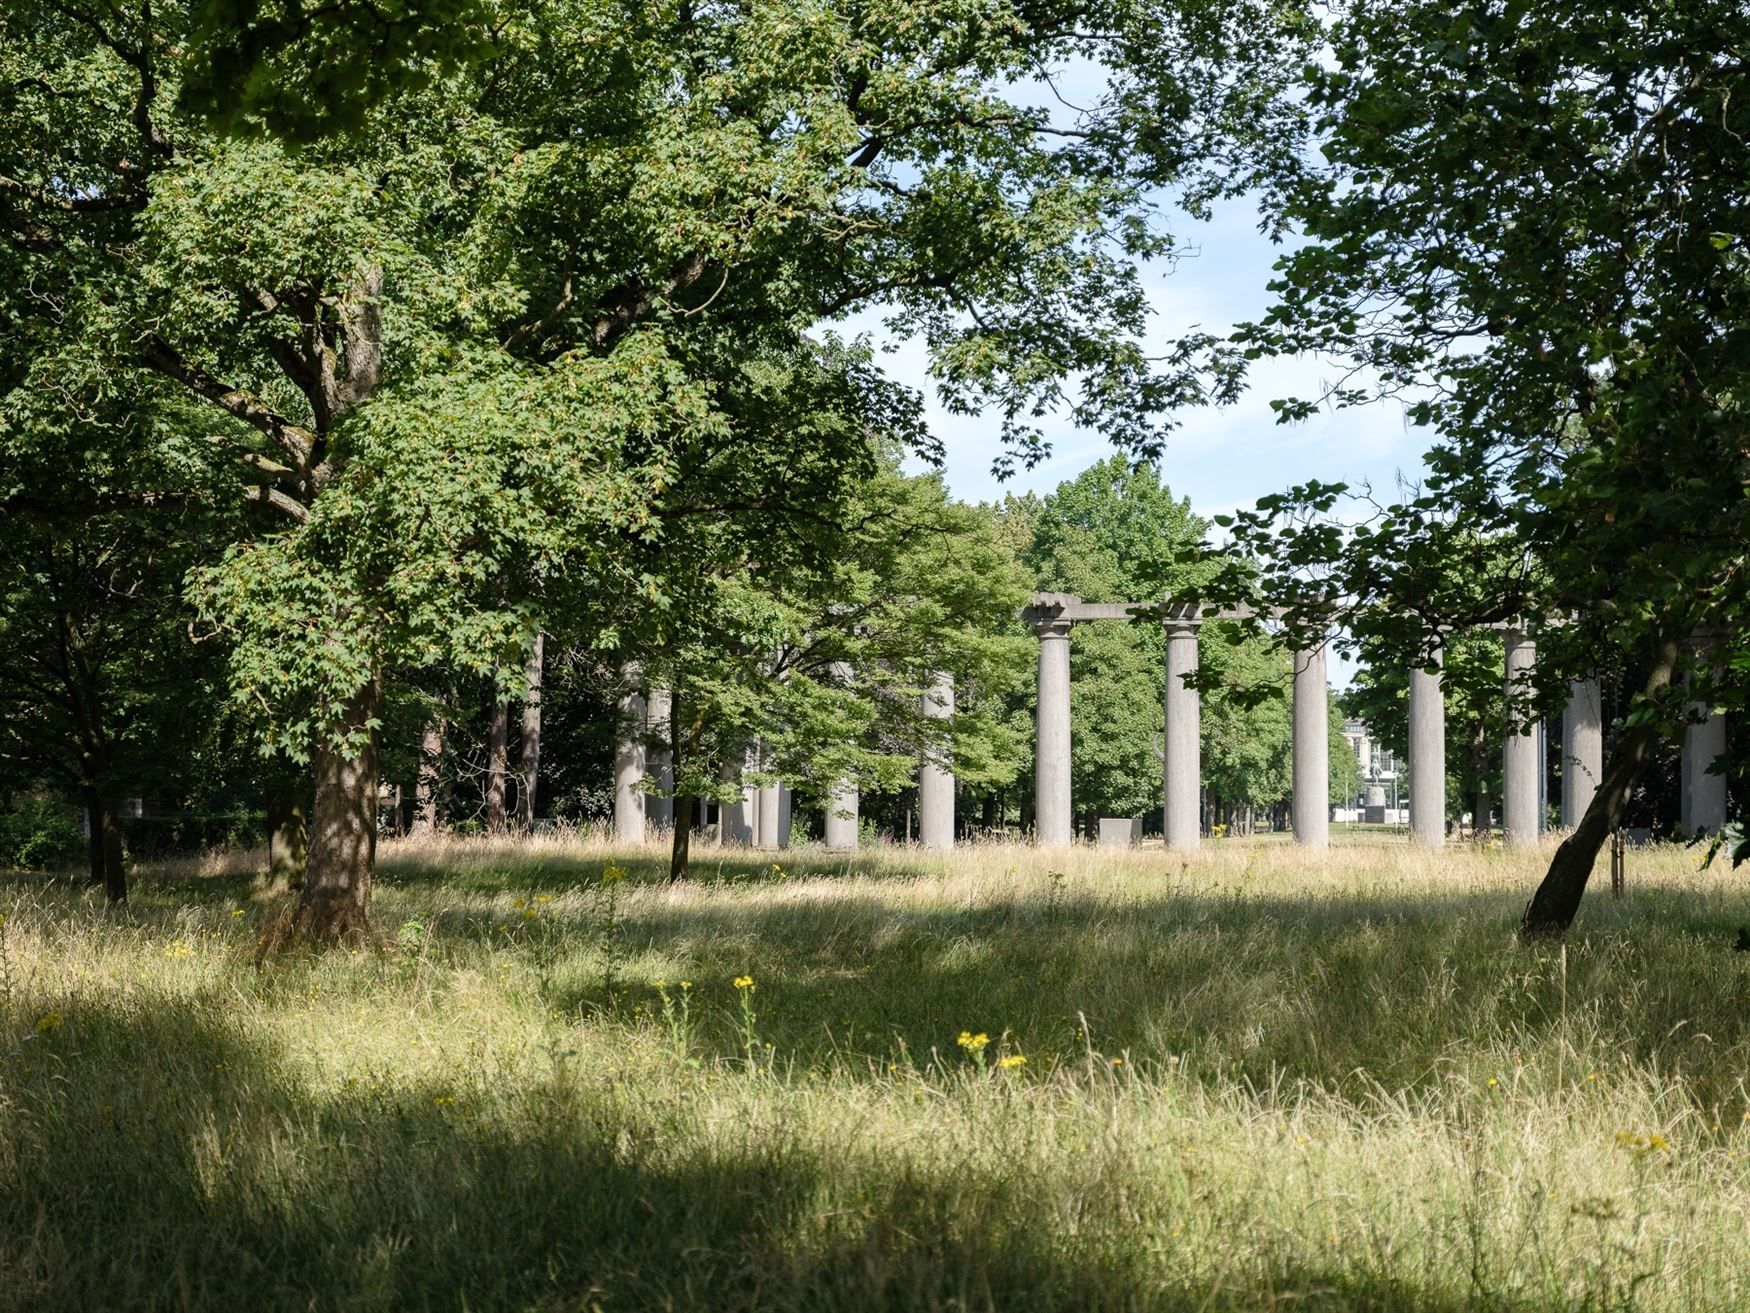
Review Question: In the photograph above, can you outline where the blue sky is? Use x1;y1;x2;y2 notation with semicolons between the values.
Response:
850;190;1435;524
840;194;1445;687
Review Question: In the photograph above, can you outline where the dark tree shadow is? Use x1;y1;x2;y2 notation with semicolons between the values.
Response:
0;996;1578;1312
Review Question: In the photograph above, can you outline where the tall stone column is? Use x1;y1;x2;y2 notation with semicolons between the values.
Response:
1682;662;1727;837
613;673;647;844
1291;641;1330;847
1502;631;1540;846
719;756;754;846
1560;678;1602;829
1162;618;1201;851
919;671;956;850
1033;616;1074;846
646;687;674;830
1408;651;1446;846
824;782;859;850
757;756;780;850
775;783;792;850
824;660;859;851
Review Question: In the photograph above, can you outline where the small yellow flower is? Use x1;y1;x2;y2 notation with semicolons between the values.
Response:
1647;1133;1670;1151
432;1095;454;1107
601;862;627;884
34;1012;63;1034
1111;1057;1123;1067
230;908;246;918
1486;1077;1498;1088
956;1031;990;1053
998;1054;1027;1070
163;941;195;960
734;975;755;990
512;897;527;910
535;893;554;904
680;980;693;990
522;907;537;920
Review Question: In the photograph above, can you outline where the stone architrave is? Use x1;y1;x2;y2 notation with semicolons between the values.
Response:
1408;649;1446;846
1162;616;1201;851
612;669;646;844
1560;678;1602;830
1291;641;1330;848
1501;631;1540;846
1027;596;1076;846
646;688;675;831
919;671;956;850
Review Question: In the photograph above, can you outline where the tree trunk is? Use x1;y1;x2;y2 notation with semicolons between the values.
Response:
294;685;379;939
668;696;700;881
1521;629;1682;939
486;697;509;833
267;781;308;884
519;634;544;831
413;718;445;833
98;798;125;905
83;787;104;888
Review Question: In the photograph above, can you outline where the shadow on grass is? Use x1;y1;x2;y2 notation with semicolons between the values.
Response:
0;995;1574;1313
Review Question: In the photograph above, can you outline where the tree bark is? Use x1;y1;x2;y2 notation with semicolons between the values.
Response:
83;787;104;888
267;780;308;884
668;695;700;881
413;717;445;833
519;634;544;831
294;685;378;938
486;697;509;832
1521;629;1682;939
98;798;126;905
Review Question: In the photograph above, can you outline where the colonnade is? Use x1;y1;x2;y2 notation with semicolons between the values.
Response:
607;608;1729;850
608;669;954;852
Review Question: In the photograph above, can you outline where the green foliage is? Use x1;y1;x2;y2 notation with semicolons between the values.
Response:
1016;457;1296;819
0;793;84;870
1218;0;1750;744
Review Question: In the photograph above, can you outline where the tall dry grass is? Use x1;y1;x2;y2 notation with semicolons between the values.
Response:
2;833;1747;1310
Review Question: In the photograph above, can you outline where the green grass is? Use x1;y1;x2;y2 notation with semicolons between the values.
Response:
3;834;1749;1311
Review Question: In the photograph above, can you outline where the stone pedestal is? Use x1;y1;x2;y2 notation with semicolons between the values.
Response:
919;672;956;849
1099;817;1141;848
1408;653;1446;846
1162;619;1201;851
1502;632;1540;846
1560;678;1602;829
1291;642;1329;848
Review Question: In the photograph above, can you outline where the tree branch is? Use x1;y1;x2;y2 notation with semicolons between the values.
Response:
137;334;317;472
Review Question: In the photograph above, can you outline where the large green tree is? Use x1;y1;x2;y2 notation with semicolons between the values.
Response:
2;0;1307;933
1215;0;1750;933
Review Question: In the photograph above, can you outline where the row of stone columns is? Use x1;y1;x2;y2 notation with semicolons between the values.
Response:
608;623;1727;851
609;667;956;851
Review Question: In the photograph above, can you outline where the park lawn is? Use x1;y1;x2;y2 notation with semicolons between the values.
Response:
2;835;1748;1311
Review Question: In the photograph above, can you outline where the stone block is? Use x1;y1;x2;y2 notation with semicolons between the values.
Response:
1099;817;1141;848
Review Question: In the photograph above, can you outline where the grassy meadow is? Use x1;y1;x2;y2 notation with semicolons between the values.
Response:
3;832;1749;1311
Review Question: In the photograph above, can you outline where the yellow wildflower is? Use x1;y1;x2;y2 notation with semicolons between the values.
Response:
998;1054;1027;1070
956;1031;990;1053
230;908;245;918
601;862;627;884
34;1012;63;1034
734;975;755;990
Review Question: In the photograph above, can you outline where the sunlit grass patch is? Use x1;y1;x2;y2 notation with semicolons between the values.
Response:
3;836;1748;1310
